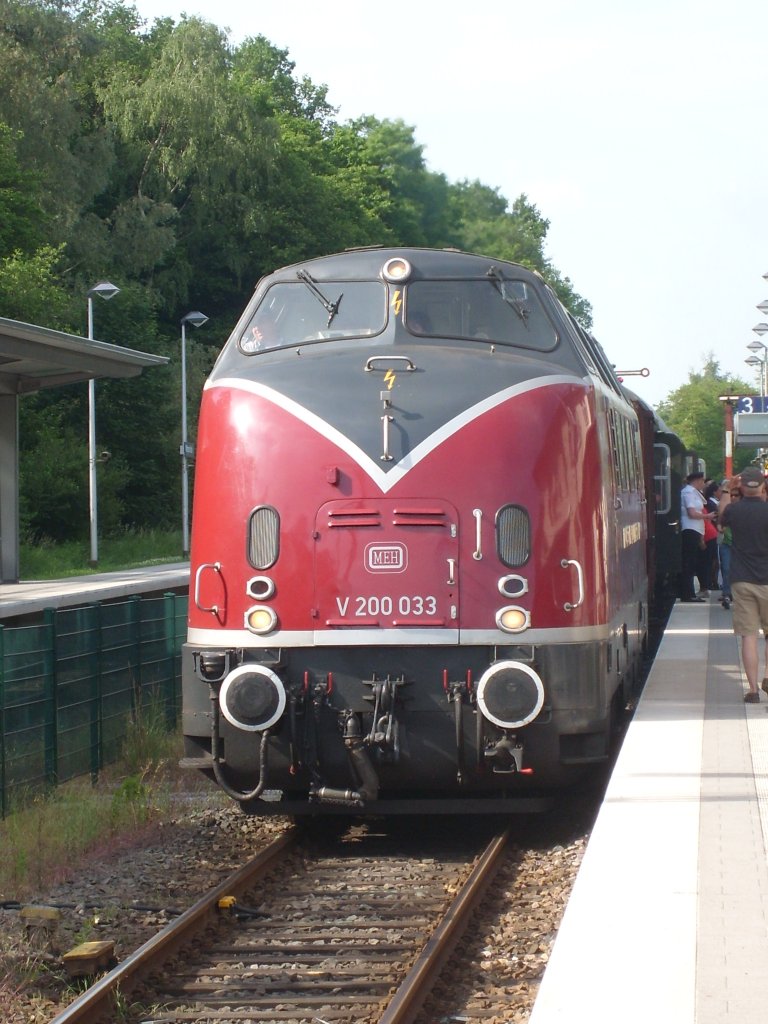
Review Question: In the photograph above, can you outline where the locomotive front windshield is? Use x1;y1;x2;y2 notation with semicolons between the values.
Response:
240;281;386;353
238;268;558;354
405;277;558;351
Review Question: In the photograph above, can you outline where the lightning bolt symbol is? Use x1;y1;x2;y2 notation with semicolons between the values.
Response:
384;369;396;390
393;290;402;315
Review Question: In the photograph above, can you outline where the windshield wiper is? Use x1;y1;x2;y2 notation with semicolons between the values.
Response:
486;266;529;327
297;269;343;327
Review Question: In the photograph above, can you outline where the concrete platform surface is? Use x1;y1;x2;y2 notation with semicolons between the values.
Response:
0;563;189;619
529;599;768;1023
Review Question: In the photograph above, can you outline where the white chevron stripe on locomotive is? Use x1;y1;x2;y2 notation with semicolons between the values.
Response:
206;373;586;494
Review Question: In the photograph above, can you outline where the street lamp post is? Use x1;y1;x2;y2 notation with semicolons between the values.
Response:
180;311;209;558
86;280;120;565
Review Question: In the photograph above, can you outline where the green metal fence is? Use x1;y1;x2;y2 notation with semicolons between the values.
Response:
0;592;187;816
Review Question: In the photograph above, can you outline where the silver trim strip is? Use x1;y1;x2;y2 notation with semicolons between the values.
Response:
314;628;459;646
187;622;615;647
188;627;314;646
461;625;613;644
206;374;584;493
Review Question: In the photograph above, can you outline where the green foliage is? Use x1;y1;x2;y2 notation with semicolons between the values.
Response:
449;185;593;328
0;0;116;250
19;527;182;577
0;244;72;324
337;116;451;246
2;783;115;891
0;122;48;255
232;34;335;127
656;355;754;479
0;727;204;896
121;695;177;776
110;773;150;825
19;397;88;540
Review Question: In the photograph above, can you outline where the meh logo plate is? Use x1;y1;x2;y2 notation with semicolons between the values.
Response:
365;542;408;573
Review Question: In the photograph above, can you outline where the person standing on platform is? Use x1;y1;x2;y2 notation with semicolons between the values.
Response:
718;478;737;609
719;467;768;702
702;479;722;591
680;472;716;602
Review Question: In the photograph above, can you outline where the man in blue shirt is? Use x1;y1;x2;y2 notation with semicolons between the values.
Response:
680;472;715;602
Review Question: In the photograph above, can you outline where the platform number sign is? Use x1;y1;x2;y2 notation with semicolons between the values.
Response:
737;396;768;414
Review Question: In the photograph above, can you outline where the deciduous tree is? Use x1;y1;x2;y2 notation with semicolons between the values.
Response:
656;356;754;479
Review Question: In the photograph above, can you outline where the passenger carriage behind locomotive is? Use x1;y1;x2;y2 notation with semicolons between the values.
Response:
181;247;650;814
627;392;686;616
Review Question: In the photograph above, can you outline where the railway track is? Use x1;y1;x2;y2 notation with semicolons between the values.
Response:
50;819;512;1024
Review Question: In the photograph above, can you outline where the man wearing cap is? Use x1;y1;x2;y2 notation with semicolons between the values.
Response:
719;468;768;702
680;471;715;602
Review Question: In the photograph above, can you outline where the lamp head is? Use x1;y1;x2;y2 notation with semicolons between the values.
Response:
181;311;209;329
88;280;120;301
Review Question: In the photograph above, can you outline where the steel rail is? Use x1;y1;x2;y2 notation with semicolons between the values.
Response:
49;825;300;1024
379;826;511;1024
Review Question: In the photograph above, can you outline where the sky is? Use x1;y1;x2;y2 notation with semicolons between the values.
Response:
131;0;768;408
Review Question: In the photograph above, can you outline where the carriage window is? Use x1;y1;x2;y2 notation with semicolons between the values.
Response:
240;281;386;353
405;277;558;351
630;420;641;491
654;443;672;514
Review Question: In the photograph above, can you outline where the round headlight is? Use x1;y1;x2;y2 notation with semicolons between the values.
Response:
382;257;412;283
496;605;530;633
245;605;278;634
476;661;545;729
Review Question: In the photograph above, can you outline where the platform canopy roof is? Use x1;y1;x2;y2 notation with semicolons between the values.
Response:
0;316;168;394
0;317;169;585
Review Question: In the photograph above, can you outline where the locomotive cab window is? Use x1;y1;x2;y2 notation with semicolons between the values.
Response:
240;281;387;353
405;277;558;351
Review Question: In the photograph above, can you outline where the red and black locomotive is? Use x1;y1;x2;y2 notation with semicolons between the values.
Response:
181;246;667;814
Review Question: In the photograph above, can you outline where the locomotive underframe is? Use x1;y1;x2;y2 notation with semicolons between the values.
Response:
181;636;637;812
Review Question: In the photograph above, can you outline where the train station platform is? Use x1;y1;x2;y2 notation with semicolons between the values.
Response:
0;562;189;620
530;598;768;1024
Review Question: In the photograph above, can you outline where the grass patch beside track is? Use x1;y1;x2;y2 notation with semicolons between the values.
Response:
0;711;221;899
19;528;184;580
